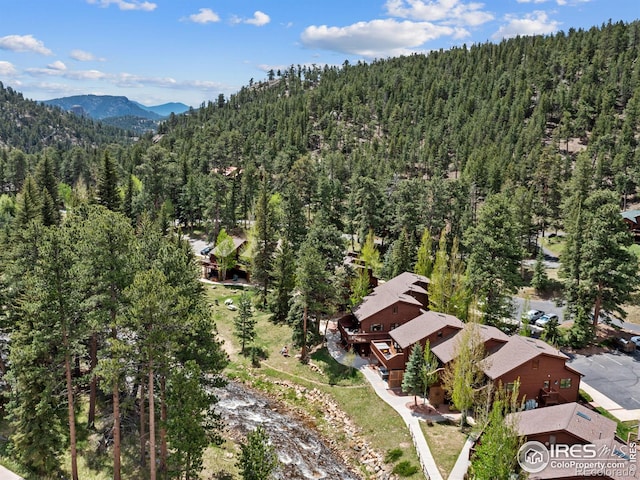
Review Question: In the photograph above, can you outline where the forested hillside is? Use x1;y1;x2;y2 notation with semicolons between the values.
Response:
0;18;639;479
0;83;134;155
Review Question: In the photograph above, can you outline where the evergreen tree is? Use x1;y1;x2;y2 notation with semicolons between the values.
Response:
166;361;216;480
531;248;549;293
385;228;414;279
251;173;277;308
465;193;522;326
294;241;335;361
268;242;296;323
97;151;120;211
34;154;60;225
235;292;256;354
237;426;279;480
402;343;424;406
420;341;440;404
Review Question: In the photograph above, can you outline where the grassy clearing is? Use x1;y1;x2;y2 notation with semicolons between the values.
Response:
421;420;469;479
205;284;424;479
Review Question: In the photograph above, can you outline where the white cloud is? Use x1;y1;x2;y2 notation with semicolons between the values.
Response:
385;0;494;26
47;60;67;71
516;0;550;3
70;49;104;62
245;11;271;27
185;8;220;24
492;11;560;39
231;11;271;27
301;19;455;57
0;61;17;76
87;0;156;11
0;34;53;55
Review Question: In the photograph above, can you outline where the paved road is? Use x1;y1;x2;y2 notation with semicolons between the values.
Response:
567;350;640;411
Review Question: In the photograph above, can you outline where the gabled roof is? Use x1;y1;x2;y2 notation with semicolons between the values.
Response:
483;335;569;379
352;272;429;322
507;402;617;444
431;323;509;365
390;311;464;349
621;210;640;223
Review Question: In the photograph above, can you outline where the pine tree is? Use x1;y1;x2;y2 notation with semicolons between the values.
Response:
465;193;522;326
531;248;549;293
251;173;277;308
234;292;256;354
237;426;279;480
420;341;440;404
34;154;60;225
268;242;296;323
402;344;424;406
97;151;120;211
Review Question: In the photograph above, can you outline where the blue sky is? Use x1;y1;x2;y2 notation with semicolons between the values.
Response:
0;0;638;107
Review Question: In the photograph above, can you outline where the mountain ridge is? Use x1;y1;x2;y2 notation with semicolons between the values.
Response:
43;94;190;121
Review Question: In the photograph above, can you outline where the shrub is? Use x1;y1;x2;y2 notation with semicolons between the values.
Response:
392;461;418;477
384;448;403;463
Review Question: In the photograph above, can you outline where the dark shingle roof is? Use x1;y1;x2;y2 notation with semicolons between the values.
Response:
431;323;509;365
508;402;616;444
483;335;568;379
389;311;463;349
352;272;429;322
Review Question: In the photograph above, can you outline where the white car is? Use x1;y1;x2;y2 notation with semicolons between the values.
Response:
630;336;640;348
525;309;545;323
535;313;559;328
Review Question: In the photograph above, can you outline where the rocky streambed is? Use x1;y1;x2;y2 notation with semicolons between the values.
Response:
214;380;397;480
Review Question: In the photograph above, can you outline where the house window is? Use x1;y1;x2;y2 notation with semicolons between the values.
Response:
532;359;539;370
437;331;443;338
392;305;398;314
549;435;556;445
390;323;400;330
543;380;550;389
371;324;383;332
506;382;516;392
560;378;572;389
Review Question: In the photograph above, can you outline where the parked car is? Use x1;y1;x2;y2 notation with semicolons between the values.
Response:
200;245;213;256
525;309;545;323
535;313;559;328
617;337;636;353
630;336;640;348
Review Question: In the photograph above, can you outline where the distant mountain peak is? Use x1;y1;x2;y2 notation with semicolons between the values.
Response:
42;94;190;121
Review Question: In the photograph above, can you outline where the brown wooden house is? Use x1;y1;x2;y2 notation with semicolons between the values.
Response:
202;236;249;281
483;336;582;407
338;272;430;354
622;210;640;243
370;311;464;388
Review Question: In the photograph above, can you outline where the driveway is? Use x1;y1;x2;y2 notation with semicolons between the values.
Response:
567;350;640;410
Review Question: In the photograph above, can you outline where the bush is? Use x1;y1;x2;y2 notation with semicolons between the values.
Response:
384;448;403;463
579;389;593;403
392;461;419;477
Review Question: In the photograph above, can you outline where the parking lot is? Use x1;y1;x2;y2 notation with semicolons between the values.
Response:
567;350;640;410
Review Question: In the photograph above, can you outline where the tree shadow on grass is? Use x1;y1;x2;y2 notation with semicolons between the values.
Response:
310;348;360;385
